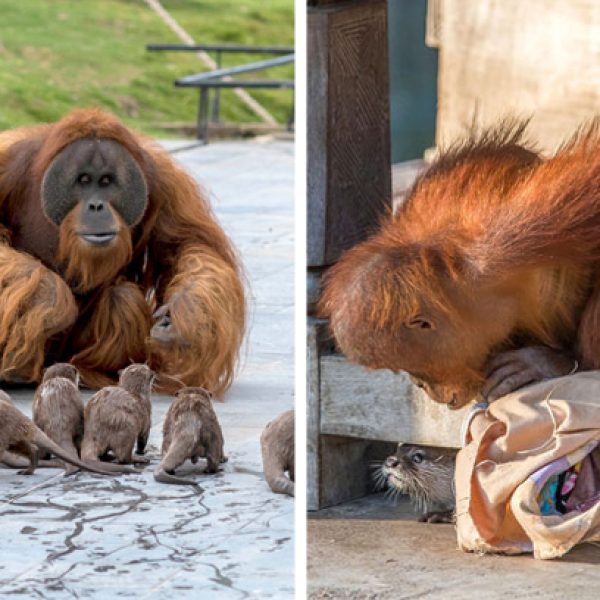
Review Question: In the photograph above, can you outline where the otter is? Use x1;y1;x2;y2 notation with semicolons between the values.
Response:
0;393;61;470
33;363;137;474
81;364;154;465
375;444;456;523
260;410;294;497
154;387;225;487
0;391;115;476
32;363;84;475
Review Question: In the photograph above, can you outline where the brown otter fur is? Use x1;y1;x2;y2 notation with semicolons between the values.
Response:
33;363;136;474
32;363;83;475
154;387;225;487
375;444;456;523
81;364;153;465
0;390;115;475
1;452;63;470
0;393;61;469
260;410;294;497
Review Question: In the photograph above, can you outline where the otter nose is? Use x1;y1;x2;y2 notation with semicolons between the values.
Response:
385;456;398;468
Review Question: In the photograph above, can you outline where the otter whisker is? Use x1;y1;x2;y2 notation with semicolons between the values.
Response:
376;444;457;521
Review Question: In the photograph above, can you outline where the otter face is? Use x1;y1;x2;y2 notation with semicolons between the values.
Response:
373;444;456;514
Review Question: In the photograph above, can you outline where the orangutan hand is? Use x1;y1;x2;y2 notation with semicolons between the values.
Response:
482;346;577;402
150;303;179;345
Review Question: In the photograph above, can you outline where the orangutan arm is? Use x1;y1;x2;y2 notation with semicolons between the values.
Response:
143;143;245;397
149;244;245;396
0;239;78;382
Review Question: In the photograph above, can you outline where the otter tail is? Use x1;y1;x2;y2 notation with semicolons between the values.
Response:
86;460;141;474
31;428;117;476
266;474;295;497
153;465;204;489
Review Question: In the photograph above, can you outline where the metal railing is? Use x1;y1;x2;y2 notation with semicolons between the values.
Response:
147;44;295;143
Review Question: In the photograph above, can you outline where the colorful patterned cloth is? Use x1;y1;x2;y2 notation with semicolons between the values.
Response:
456;371;600;559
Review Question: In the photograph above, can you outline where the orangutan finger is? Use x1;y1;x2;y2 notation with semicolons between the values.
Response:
481;363;523;398
484;350;525;377
485;371;538;402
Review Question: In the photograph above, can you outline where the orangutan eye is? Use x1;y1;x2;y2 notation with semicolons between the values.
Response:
405;316;433;330
78;173;92;185
409;375;426;390
99;174;112;187
412;452;424;464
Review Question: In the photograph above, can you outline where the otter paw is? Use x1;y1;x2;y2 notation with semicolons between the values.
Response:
418;511;454;524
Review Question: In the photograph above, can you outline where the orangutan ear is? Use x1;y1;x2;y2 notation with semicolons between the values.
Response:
405;315;435;330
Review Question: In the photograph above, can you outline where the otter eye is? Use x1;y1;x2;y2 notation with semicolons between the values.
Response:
78;173;92;185
412;452;424;464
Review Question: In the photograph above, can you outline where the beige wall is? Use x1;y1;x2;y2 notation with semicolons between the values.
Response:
436;0;600;153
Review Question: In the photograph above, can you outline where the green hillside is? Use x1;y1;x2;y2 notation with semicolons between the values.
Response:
0;0;294;135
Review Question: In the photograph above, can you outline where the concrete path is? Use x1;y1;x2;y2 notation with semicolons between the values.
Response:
0;138;295;599
308;494;600;599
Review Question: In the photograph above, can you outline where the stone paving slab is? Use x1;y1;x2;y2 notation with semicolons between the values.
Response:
308;494;600;599
0;138;295;599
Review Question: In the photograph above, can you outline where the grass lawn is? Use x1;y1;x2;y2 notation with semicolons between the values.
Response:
0;0;294;136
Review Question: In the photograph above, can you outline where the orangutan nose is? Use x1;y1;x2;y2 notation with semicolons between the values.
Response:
87;199;105;212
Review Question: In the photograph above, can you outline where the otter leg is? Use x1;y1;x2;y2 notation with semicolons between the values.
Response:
114;446;134;464
114;442;149;465
80;436;105;463
136;428;149;456
419;511;454;524
11;441;39;476
205;454;220;474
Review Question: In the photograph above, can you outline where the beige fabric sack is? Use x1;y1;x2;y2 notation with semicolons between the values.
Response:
456;371;600;559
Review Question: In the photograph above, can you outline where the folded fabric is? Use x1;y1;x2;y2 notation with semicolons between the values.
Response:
456;371;600;559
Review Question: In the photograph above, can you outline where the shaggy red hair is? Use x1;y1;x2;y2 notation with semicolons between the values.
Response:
0;108;245;395
322;121;600;400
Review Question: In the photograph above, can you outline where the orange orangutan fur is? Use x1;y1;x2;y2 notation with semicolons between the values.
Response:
70;279;151;388
57;205;133;294
0;108;245;395
321;121;600;407
0;244;78;382
147;245;245;395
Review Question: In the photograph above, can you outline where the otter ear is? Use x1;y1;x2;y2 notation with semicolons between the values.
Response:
405;315;435;330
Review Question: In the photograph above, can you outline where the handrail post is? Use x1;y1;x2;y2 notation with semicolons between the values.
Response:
212;50;222;123
197;87;210;143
